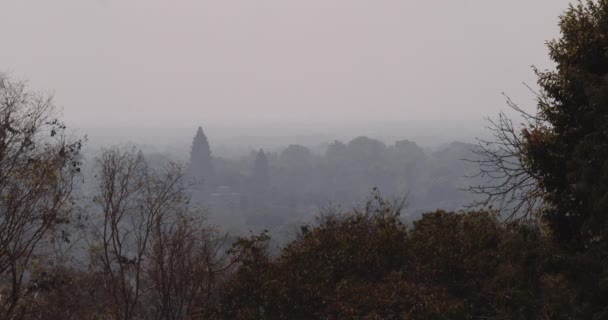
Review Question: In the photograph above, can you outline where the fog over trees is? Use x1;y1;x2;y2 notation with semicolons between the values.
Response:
3;0;608;319
174;125;484;240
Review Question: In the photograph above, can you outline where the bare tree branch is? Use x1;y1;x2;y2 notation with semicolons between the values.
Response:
465;94;547;221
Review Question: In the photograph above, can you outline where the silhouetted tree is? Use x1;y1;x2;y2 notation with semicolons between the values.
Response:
146;215;231;320
216;192;585;319
0;75;82;319
390;139;429;196
89;148;194;320
347;136;387;163
325;140;348;161
470;0;608;247
279;144;314;167
467;105;545;221
527;0;608;247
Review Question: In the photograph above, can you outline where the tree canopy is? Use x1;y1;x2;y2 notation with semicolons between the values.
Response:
525;0;608;246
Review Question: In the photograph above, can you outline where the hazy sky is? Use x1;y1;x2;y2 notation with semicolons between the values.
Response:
0;0;572;149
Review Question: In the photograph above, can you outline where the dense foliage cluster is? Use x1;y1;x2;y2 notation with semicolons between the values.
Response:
521;0;608;247
215;195;607;319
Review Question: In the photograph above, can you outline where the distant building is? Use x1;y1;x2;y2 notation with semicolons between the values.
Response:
190;126;215;200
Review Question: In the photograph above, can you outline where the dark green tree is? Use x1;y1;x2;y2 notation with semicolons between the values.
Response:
472;1;608;248
526;0;608;246
215;192;586;319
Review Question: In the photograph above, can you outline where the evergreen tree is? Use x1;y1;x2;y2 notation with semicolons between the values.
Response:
190;126;214;186
522;0;608;247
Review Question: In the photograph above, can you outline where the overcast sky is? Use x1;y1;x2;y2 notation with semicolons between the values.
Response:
0;0;572;149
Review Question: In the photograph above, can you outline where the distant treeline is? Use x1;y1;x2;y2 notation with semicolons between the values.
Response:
151;128;484;236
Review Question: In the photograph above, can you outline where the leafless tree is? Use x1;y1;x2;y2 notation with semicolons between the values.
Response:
89;148;159;319
0;75;82;319
466;91;548;221
89;148;230;320
145;214;232;320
